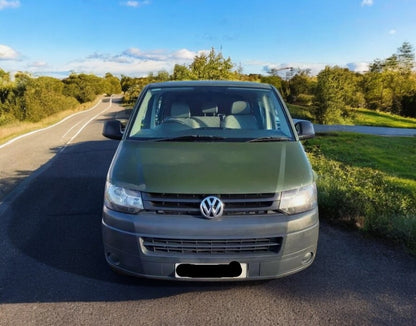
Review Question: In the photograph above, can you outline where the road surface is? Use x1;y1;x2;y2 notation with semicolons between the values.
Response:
0;99;415;325
0;97;126;202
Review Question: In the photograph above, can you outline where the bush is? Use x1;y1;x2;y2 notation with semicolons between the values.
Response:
24;88;79;122
307;150;416;253
401;92;416;118
294;94;314;106
23;78;79;122
0;111;16;126
62;73;116;103
314;66;359;124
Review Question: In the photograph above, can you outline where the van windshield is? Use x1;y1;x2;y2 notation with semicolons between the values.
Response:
127;86;295;141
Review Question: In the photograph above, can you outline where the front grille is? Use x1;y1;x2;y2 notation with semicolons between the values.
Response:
141;192;280;215
142;237;283;256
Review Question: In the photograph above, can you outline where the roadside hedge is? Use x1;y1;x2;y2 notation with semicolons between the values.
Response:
305;138;416;254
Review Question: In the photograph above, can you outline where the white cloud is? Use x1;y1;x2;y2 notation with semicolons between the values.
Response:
346;62;369;73
28;61;48;68
0;44;19;60
64;57;166;76
361;0;373;7
122;1;150;8
122;47;205;63
389;29;397;35
0;0;20;10
3;46;371;78
171;49;197;61
123;48;169;61
0;47;209;77
62;48;204;77
123;48;143;58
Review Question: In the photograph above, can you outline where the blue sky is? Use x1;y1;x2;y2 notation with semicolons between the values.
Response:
1;0;416;77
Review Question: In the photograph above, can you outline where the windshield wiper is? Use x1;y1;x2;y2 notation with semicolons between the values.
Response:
247;136;291;142
153;135;226;142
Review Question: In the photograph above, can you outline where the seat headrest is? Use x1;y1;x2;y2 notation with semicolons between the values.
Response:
201;102;218;115
170;102;190;118
231;101;251;115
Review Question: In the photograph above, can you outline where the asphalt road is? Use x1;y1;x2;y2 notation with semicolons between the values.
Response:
0;97;124;201
0;99;415;325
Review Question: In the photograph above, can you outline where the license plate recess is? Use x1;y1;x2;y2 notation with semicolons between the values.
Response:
175;261;247;279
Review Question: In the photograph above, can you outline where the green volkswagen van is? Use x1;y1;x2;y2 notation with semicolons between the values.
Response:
102;81;318;280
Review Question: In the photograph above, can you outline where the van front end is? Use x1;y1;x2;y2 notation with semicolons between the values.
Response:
102;202;319;281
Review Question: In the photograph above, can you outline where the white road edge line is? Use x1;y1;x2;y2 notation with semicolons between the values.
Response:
59;98;113;153
0;97;104;150
61;119;85;140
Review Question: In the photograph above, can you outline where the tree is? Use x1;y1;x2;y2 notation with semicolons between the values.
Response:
104;73;122;95
364;42;416;113
122;77;150;104
287;69;316;105
401;92;416;117
0;68;16;125
0;68;12;104
189;48;234;80
260;75;283;94
314;66;359;124
361;71;389;111
397;42;415;72
153;70;170;82
21;76;78;122
120;75;136;93
172;64;192;80
8;72;31;121
63;73;107;103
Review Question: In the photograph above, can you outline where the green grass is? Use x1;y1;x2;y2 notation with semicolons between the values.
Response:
287;103;416;128
287;103;416;253
303;133;416;254
350;108;416;128
307;133;416;179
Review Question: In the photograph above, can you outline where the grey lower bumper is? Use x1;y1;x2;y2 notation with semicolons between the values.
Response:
102;207;319;281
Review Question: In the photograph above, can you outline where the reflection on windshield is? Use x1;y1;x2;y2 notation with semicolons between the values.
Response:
128;86;294;141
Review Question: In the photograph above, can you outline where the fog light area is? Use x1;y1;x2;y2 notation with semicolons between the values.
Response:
107;252;121;266
302;252;314;265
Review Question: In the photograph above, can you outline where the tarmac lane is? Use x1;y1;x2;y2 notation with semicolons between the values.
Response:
0;96;122;202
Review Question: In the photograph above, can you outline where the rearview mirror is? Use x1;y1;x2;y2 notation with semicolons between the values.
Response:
294;120;315;140
103;120;123;140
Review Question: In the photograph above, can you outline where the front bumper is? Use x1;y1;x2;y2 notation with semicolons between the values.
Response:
102;207;319;281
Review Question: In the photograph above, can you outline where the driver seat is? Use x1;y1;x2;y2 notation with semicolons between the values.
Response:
224;101;258;129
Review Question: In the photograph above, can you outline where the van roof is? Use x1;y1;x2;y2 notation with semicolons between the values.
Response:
147;80;273;89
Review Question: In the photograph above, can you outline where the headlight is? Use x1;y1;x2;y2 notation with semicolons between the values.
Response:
104;182;143;214
279;183;317;215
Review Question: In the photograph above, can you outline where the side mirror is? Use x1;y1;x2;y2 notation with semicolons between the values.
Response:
103;120;123;140
294;120;315;140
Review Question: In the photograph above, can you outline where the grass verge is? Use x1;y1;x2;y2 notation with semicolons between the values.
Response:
303;133;416;254
350;108;416;128
287;104;416;129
